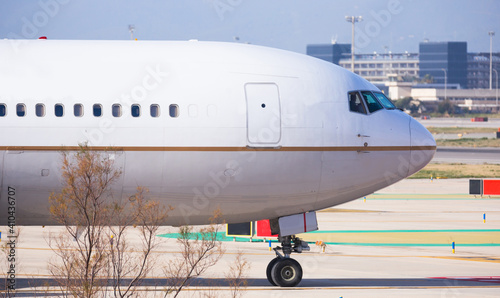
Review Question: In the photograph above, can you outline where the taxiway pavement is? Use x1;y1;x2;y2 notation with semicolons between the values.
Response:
1;179;499;297
433;147;500;164
418;117;500;128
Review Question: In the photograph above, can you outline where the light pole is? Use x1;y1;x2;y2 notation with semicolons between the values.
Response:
441;68;447;101
346;16;363;73
489;31;495;90
493;68;498;108
129;25;135;40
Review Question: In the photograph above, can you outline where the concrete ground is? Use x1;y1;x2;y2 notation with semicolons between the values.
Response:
433;147;500;164
433;132;497;139
2;178;500;297
418;117;500;128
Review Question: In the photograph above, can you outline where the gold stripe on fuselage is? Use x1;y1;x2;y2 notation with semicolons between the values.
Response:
0;146;436;152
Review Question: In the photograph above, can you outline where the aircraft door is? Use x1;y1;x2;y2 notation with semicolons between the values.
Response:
245;83;281;146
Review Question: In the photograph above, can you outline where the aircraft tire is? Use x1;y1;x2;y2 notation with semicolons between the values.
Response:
266;257;280;286
271;258;302;287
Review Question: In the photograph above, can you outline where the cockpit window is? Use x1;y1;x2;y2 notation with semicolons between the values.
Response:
348;91;367;115
373;92;396;109
361;91;383;113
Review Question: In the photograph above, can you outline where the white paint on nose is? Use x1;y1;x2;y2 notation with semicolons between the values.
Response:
408;118;436;177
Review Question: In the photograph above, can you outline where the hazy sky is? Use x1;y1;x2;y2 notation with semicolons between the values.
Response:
1;0;499;54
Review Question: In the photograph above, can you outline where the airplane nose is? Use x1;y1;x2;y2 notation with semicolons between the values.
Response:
408;118;436;177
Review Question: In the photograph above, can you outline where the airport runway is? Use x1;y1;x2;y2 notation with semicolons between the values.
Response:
2;179;499;297
432;132;496;139
433;147;500;164
418;117;500;164
419;117;500;128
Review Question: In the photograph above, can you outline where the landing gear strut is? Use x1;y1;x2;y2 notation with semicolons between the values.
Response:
266;235;309;287
265;212;317;287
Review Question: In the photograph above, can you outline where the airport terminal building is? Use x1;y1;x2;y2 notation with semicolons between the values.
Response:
307;41;500;110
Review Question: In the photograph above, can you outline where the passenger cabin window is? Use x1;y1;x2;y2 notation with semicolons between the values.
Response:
361;91;383;113
74;104;83;117
0;104;6;117
16;104;26;117
36;104;45;117
169;104;179;118
112;104;122;117
188;104;198;118
348;92;367;115
150;104;160;117
55;104;64;117
373;92;396;109
93;104;102;117
131;104;140;117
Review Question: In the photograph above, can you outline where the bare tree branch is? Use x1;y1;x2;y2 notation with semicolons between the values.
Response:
48;144;170;298
163;210;225;297
225;251;250;298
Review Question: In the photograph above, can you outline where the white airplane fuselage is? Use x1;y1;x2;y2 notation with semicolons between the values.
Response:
0;40;436;226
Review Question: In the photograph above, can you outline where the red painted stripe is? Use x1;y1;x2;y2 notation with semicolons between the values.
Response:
303;213;307;233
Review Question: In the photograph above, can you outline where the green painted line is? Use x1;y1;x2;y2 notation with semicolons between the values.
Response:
383;199;499;201
321;242;500;247
365;194;500;200
372;194;467;196
158;232;500;246
158;232;270;243
364;198;500;200
307;229;500;234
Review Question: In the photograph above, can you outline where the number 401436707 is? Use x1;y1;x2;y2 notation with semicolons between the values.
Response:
7;186;16;234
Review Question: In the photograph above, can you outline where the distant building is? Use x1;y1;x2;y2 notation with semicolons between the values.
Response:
467;53;500;89
419;41;468;89
306;43;351;65
338;53;419;83
387;82;499;112
306;41;499;94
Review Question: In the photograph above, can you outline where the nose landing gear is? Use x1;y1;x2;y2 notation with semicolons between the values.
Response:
266;235;309;287
264;212;317;287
